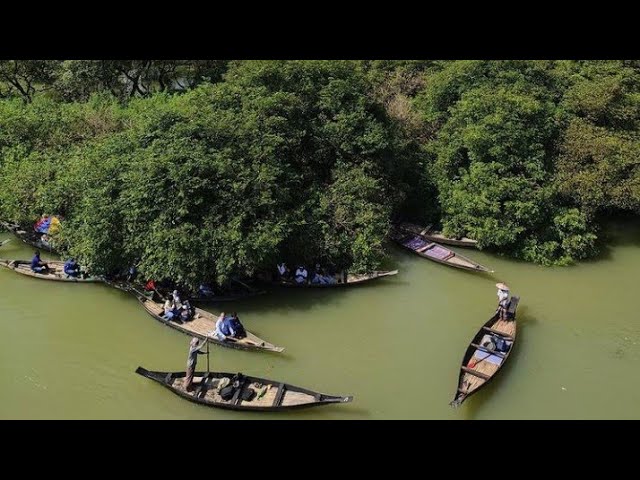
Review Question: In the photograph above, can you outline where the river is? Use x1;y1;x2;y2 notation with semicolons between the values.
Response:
1;221;640;419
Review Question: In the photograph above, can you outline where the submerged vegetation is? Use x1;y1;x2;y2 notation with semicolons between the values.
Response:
1;60;639;287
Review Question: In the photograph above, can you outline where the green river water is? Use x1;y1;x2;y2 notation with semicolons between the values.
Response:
1;221;640;420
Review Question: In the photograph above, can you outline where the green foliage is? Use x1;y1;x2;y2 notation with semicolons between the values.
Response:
2;59;640;276
0;61;404;288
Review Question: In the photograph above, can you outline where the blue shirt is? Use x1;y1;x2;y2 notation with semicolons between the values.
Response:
221;318;235;337
64;260;77;274
31;254;41;270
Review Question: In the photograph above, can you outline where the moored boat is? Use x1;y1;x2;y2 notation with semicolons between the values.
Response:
137;296;284;354
260;270;398;288
136;367;353;412
390;229;492;273
0;220;57;253
450;296;520;407
0;259;103;283
397;221;478;248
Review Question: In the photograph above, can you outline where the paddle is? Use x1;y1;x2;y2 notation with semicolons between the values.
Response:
468;351;493;370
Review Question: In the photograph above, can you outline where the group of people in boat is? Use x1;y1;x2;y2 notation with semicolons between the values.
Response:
211;311;247;341
162;290;196;323
33;214;62;249
277;262;344;285
29;250;87;279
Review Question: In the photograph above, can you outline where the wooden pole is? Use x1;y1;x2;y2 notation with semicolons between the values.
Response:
206;338;210;375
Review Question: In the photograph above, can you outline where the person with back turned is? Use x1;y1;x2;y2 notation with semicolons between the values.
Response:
185;337;208;392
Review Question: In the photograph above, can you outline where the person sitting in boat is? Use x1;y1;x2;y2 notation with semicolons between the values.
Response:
34;215;49;233
294;266;308;284
180;299;196;322
311;266;326;284
185;337;208;392
64;258;81;278
30;251;49;273
213;312;228;340
198;283;215;297
214;311;246;340
225;312;247;339
172;289;183;308
277;262;290;280
496;283;511;320
318;265;337;284
126;265;137;282
162;296;181;321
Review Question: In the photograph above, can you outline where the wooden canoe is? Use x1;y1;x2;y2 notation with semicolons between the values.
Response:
0;259;103;283
450;296;520;407
136;367;353;412
397;221;478;248
189;288;267;304
390;229;492;273
0;220;56;253
159;280;267;304
260;270;398;288
137;296;284;354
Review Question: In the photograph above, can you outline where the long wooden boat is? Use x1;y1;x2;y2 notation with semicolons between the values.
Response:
137;296;284;354
450;296;520;407
189;288;267;304
0;259;103;283
136;367;353;412
397;221;478;248
260;270;398;288
159;280;267;304
0;220;56;253
390;229;492;273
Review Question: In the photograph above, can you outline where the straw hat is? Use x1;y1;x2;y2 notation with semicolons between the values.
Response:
495;283;510;291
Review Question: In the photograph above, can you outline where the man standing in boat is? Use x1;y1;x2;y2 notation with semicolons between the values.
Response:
185;337;208;392
496;283;511;320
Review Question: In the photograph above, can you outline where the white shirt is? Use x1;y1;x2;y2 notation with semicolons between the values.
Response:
277;263;287;275
497;289;510;307
295;268;308;283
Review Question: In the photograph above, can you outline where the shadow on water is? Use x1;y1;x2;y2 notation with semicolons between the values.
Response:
206;277;404;318
460;311;537;420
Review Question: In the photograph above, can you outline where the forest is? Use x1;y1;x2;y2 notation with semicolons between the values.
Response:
1;60;639;288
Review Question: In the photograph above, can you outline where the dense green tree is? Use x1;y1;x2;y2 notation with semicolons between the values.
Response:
2;59;640;276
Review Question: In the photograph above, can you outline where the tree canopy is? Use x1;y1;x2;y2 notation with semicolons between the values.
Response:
1;60;640;287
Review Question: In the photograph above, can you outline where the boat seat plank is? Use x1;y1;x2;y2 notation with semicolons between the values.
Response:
417;243;436;252
272;383;286;407
482;326;513;340
461;366;490;380
470;343;506;358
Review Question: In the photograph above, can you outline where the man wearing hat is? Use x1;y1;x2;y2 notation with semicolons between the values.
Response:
496;283;511;320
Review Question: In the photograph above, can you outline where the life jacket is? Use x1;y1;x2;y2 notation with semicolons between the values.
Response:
145;280;156;291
